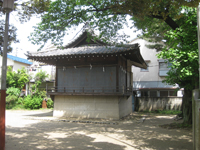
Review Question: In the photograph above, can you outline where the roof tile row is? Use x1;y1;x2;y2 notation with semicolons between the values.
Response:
27;45;139;57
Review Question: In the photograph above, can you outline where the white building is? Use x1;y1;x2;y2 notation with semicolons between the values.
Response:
27;61;55;82
131;38;183;98
26;61;56;94
0;54;33;89
0;54;32;73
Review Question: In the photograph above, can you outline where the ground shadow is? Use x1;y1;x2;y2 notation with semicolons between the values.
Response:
6;121;127;150
6;111;192;150
24;110;53;117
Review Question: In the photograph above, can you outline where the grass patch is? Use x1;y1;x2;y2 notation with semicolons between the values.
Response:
140;110;182;115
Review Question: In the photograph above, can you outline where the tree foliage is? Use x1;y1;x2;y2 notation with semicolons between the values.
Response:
0;16;19;54
133;7;198;90
134;7;198;124
34;70;49;87
6;66;30;89
158;8;198;90
6;87;21;96
29;0;199;49
31;70;49;94
13;0;51;22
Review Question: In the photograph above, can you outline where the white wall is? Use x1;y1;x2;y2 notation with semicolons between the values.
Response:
0;57;14;76
0;57;14;66
131;38;164;82
137;97;182;111
0;57;30;73
13;61;30;72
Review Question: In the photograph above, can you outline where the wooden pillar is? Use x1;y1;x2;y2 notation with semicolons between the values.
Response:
0;91;6;150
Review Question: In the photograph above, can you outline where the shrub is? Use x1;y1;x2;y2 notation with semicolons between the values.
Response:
23;95;43;109
17;97;24;105
6;95;18;109
38;90;47;98
6;87;20;96
46;98;54;108
6;95;18;103
12;104;25;110
6;87;23;109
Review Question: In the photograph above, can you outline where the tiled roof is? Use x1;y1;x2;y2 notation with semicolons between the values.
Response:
27;44;139;57
64;31;108;48
7;54;33;65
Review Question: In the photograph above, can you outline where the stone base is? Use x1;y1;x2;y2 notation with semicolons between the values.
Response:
53;95;132;120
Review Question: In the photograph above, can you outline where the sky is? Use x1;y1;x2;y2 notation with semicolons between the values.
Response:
8;12;140;59
9;12;41;58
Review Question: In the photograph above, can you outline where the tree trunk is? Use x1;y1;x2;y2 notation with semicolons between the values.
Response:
182;89;192;124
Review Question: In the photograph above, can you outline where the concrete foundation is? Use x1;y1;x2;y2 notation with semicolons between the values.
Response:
53;95;132;120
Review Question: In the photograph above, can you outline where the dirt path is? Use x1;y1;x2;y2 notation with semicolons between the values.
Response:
5;110;192;150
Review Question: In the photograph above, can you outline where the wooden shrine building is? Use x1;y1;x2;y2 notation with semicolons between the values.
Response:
27;31;147;119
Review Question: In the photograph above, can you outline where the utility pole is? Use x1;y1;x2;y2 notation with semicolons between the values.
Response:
0;1;14;150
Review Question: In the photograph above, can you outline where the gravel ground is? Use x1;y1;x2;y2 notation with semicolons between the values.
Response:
5;109;192;150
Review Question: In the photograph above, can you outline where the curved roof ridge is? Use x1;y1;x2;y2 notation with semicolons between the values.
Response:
64;30;108;48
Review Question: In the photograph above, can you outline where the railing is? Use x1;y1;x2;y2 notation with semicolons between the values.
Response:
45;86;133;96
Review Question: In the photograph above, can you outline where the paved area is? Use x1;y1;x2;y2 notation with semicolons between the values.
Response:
5;110;192;150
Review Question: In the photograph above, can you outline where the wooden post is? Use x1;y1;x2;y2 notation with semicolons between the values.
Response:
0;91;5;150
42;99;47;109
0;10;12;150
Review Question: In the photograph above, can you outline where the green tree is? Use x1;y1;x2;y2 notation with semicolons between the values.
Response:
29;0;199;49
128;7;198;124
31;70;49;92
34;70;49;87
6;66;30;89
157;8;198;124
28;71;50;109
0;19;18;54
